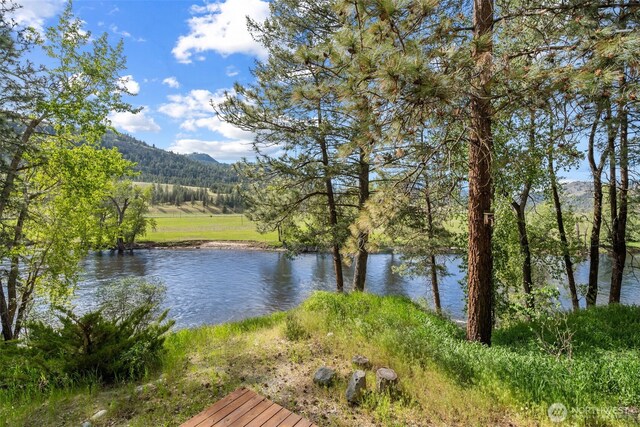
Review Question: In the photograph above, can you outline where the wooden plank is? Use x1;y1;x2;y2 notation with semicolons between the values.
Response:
198;392;263;427
181;388;317;427
211;394;267;427
181;388;250;427
275;412;302;427
243;404;283;427
222;400;273;427
259;406;292;426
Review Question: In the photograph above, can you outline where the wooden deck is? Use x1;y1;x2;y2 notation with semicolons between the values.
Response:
180;387;318;427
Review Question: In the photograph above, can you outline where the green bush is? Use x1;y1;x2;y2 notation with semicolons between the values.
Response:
27;303;173;384
0;278;174;398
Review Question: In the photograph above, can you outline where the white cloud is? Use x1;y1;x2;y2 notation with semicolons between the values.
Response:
172;0;270;63
225;66;239;77
158;89;226;119
11;0;65;32
168;138;256;162
109;24;146;42
162;76;181;89
118;75;140;95
158;88;253;140
109;107;161;133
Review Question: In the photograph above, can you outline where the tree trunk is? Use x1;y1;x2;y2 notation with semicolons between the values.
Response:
548;152;579;311
425;182;441;313
317;97;344;292
587;176;603;307
610;92;628;304
352;148;370;292
466;0;494;345
0;205;27;341
586;107;607;308
510;182;533;309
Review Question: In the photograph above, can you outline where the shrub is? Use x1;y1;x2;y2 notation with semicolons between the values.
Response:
27;303;173;383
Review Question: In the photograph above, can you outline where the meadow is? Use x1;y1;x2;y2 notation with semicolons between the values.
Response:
141;209;279;245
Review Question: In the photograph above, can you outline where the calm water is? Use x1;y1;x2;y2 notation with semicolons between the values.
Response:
76;250;640;329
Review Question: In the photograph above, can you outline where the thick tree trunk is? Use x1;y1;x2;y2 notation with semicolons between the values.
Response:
610;97;628;304
116;236;126;254
466;0;494;345
352;148;370;292
548;153;579;311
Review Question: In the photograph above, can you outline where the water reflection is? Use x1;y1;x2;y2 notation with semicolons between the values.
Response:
76;250;639;329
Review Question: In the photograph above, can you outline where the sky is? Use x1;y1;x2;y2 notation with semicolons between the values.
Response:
11;0;594;179
13;0;270;162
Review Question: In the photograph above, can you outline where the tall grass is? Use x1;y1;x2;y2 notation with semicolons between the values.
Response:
301;292;640;422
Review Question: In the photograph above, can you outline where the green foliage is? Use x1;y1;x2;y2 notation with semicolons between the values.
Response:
94;181;155;251
0;1;137;340
27;304;173;383
0;278;173;404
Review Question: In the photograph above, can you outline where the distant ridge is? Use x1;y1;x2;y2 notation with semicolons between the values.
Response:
100;132;238;189
186;152;220;164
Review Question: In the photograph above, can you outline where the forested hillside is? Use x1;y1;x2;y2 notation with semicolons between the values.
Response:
101;132;237;189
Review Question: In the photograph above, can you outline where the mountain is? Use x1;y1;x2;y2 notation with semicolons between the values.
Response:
186;152;220;164
100;132;238;189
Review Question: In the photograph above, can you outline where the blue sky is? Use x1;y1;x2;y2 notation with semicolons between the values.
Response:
12;0;593;179
14;0;271;162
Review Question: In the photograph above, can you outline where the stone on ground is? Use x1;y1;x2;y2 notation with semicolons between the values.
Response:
313;366;336;386
376;367;398;393
352;355;371;369
90;409;107;421
346;370;366;404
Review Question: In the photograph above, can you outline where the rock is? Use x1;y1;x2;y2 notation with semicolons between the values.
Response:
346;370;366;404
352;355;371;369
136;382;157;394
81;422;92;427
90;409;107;421
313;367;336;387
376;367;398;393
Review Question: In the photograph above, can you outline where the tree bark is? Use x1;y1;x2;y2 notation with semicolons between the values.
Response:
352;148;370;292
548;152;579;311
466;0;494;345
0;205;27;341
586;107;607;307
510;182;533;309
425;182;441;313
609;90;628;304
316;96;344;292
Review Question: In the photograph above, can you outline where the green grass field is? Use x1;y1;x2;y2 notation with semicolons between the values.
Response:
141;212;279;244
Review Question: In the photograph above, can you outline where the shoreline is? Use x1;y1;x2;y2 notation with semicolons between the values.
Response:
134;240;285;251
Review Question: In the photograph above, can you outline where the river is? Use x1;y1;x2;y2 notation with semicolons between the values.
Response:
76;249;639;329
